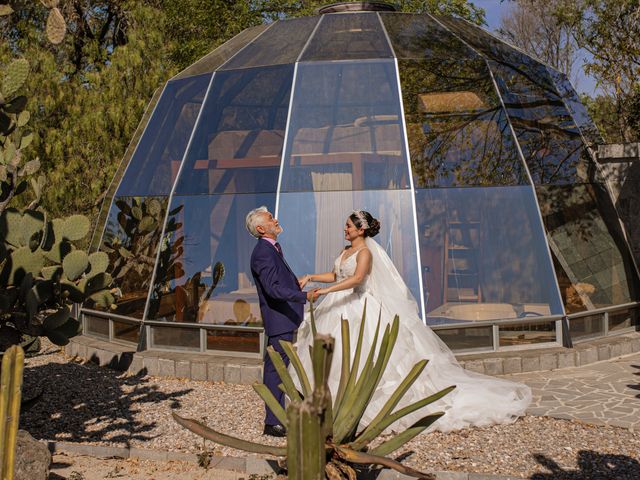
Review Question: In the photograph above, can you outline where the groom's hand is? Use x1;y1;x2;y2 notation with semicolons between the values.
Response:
306;289;320;302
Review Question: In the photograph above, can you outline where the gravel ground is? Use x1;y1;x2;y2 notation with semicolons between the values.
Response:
22;342;640;479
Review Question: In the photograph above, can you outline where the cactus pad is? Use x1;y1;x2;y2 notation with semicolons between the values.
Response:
43;305;71;331
1;58;29;98
62;249;89;281
88;251;109;274
46;8;66;45
4;246;46;286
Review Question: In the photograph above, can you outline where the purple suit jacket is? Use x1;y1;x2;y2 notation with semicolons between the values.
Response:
250;238;307;337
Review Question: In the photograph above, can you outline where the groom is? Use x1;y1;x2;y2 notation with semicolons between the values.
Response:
245;206;318;437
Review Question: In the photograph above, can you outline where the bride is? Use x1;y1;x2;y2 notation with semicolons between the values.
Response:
292;210;531;432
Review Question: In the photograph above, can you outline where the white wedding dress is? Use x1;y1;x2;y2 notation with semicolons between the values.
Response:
292;237;531;433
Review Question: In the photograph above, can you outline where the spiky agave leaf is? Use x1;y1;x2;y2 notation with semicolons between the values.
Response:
172;412;286;456
366;385;457;453
266;345;303;402
349;358;430;449
280;340;312;398
368;412;444;457
332;316;350;411
332;313;383;443
332;300;368;418
252;384;287;427
334;445;433;480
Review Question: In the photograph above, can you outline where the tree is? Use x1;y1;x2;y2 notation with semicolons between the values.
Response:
498;0;578;82
555;0;640;142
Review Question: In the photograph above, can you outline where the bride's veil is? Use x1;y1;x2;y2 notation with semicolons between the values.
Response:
365;236;458;361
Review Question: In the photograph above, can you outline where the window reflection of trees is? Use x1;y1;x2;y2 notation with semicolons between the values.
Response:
398;58;526;187
436;15;596;186
100;197;171;318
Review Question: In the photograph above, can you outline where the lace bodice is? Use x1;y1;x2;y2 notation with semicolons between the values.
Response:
334;248;369;290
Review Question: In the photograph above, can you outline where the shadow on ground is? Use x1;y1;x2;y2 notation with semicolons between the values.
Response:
628;364;640;399
531;451;640;479
21;349;192;447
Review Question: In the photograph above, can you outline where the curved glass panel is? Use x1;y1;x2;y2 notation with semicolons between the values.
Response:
545;67;604;147
175;65;293;195
91;86;164;251
93;196;169;319
300;13;393;61
417;186;564;325
174;24;269;80
220;17;319;70
277;190;421;307
537;183;639;312
437;16;596;186
398;58;527;187
147;193;276;327
280;61;409;192
117;74;211;196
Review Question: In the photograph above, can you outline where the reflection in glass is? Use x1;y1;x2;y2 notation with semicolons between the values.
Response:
113;321;140;344
281;61;409;192
207;329;261;353
117;74;211;196
148;193;276;326
96;196;170;319
545;67;604;147
175;66;293;195
91;86;165;252
151;326;200;351
383;14;526;187
434;326;493;352
300;13;393;61
608;308;636;332
221;17;319;70
436;16;595;185
499;321;556;346
176;24;269;79
537;183;639;312
84;315;109;339
277;190;421;307
569;314;604;341
416;186;563;325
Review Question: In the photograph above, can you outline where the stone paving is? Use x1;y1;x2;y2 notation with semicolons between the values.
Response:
510;352;640;430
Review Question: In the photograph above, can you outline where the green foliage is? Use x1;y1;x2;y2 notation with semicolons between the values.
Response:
0;15;114;351
173;303;454;479
555;1;640;142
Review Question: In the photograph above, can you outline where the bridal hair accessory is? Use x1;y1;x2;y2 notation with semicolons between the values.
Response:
352;210;369;230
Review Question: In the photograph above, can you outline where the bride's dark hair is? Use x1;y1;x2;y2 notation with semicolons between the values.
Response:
349;210;380;238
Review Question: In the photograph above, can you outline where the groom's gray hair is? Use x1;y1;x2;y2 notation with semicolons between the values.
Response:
245;206;268;238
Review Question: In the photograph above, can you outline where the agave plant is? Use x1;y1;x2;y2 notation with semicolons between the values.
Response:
173;302;455;479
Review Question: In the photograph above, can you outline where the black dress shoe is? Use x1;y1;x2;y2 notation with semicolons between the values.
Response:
263;424;287;437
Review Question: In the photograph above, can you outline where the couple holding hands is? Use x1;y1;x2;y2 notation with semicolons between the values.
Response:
246;206;531;438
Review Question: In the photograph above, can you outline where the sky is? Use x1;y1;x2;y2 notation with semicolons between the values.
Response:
473;0;600;95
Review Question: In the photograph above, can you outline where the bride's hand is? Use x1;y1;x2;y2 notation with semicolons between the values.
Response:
298;274;311;289
317;287;329;296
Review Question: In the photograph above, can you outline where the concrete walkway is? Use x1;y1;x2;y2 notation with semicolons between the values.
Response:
512;352;640;430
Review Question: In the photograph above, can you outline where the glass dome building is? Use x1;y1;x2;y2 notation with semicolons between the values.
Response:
84;3;639;357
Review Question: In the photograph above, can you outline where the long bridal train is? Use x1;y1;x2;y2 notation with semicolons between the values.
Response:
292;237;531;433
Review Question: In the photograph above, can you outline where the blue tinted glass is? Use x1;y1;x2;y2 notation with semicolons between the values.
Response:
175;65;293;195
221;17;319;70
147;193;276;325
94;196;169;319
280;61;409;192
277;189;421;308
300;13;393;61
117;74;211;196
416;186;564;325
537;183;639;312
436;16;595;185
545;67;604;146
